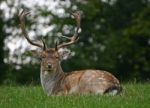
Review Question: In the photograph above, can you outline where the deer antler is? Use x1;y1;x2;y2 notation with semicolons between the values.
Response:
19;9;46;50
56;11;81;49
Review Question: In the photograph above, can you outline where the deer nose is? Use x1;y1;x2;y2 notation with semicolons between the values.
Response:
47;64;52;69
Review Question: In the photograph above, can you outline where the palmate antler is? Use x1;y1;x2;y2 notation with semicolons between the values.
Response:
19;9;46;50
56;11;81;49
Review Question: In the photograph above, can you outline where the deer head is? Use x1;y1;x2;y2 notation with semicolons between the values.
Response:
19;9;81;72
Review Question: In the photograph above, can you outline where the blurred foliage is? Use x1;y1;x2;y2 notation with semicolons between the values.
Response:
0;0;150;85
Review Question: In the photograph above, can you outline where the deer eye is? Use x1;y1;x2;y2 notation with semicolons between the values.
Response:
41;55;46;59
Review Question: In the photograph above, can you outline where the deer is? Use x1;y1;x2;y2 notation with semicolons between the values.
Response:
19;10;122;96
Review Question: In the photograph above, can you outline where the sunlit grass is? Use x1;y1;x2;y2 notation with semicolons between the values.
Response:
0;83;149;108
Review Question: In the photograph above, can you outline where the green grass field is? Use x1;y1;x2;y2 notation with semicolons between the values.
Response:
0;83;149;108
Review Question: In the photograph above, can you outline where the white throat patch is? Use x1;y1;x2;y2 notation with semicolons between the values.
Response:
44;71;49;75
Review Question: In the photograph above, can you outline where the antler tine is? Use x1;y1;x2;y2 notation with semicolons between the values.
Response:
19;9;46;50
56;11;81;49
71;11;81;37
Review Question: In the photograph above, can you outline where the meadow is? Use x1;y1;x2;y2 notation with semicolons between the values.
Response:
0;83;149;108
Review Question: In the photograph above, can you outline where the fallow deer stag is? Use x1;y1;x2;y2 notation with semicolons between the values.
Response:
19;10;122;96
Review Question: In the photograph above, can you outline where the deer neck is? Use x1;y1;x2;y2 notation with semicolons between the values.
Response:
40;62;64;96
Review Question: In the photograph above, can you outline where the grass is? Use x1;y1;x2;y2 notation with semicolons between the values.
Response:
0;83;149;108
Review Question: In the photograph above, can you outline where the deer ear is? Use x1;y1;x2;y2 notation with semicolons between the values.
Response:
24;50;42;58
58;48;74;60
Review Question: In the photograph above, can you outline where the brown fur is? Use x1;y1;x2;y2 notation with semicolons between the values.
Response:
39;49;122;95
